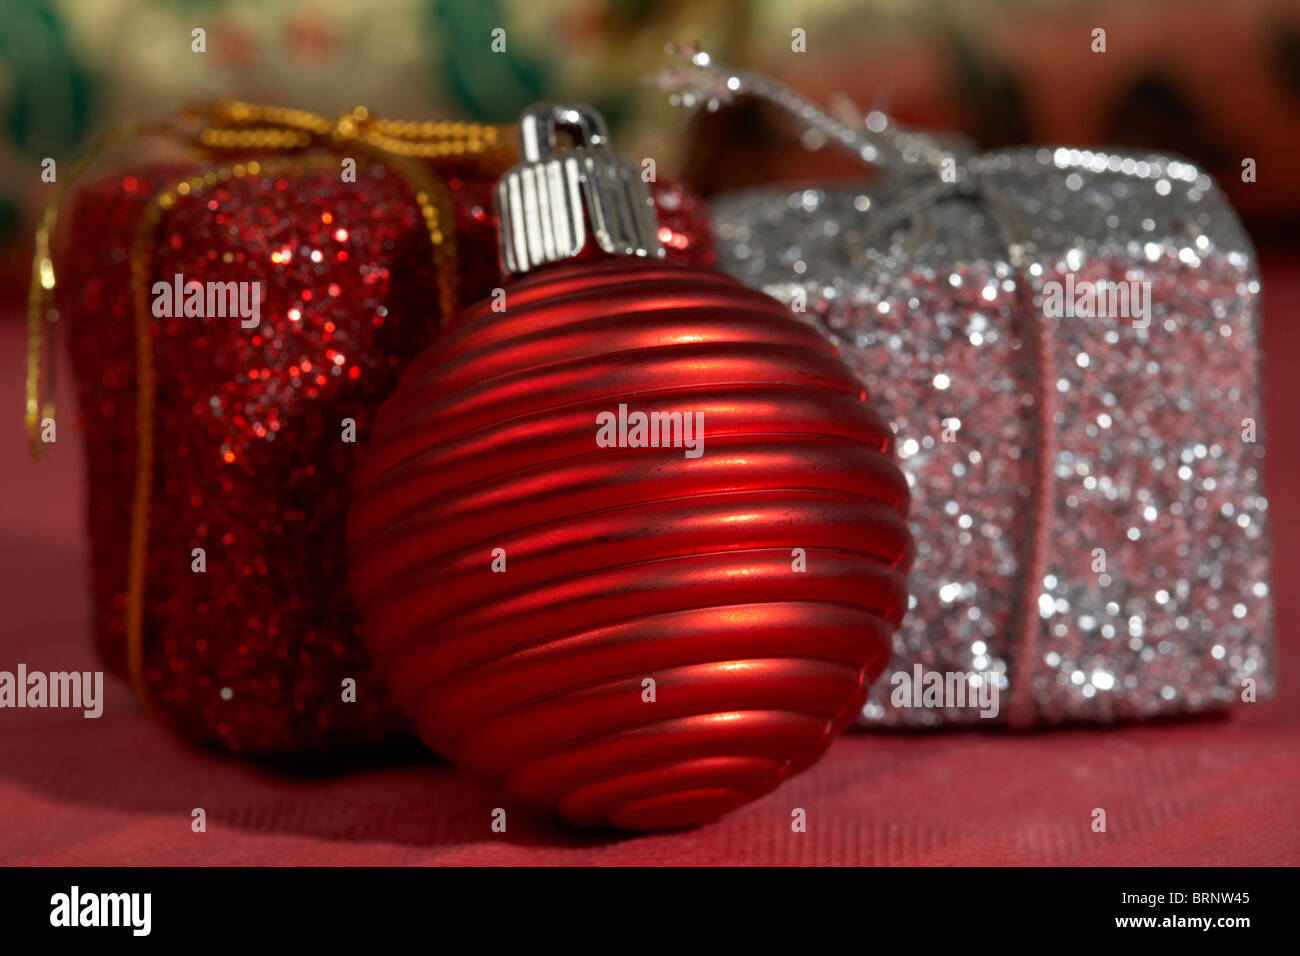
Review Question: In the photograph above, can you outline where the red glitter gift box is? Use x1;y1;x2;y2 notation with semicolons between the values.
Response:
34;104;714;753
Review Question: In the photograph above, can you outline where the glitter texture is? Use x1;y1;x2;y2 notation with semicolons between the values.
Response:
62;156;714;753
712;147;1273;727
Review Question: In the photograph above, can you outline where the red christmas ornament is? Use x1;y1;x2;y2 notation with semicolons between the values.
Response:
348;105;912;829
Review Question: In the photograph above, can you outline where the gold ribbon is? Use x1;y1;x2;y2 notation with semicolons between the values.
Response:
26;102;515;701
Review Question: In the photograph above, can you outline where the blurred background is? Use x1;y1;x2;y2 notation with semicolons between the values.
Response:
3;0;1300;308
2;0;1298;864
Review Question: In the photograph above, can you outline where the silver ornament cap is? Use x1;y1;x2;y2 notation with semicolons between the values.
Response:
496;104;663;275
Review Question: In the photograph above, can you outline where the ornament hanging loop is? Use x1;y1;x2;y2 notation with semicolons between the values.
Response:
519;104;609;158
497;103;663;275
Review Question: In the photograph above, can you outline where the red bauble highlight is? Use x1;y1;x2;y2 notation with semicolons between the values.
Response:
348;259;912;829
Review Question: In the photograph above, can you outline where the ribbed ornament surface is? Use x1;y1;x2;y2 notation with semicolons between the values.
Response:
348;260;912;830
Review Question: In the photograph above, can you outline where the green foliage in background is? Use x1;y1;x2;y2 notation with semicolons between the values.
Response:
427;0;549;122
0;0;93;157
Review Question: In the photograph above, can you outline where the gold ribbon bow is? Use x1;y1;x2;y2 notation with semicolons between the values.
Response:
26;102;515;701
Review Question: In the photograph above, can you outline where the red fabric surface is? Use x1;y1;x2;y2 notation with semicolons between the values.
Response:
2;249;1297;865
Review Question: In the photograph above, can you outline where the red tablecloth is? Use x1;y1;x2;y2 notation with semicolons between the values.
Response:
2;251;1297;865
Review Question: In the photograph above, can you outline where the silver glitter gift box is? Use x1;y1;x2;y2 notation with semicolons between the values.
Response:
655;51;1274;728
